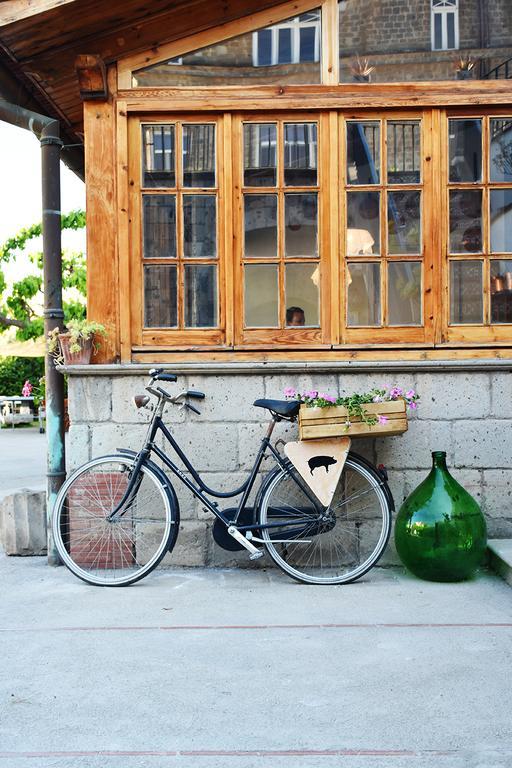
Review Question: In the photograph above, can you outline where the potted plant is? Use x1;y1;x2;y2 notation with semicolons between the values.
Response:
455;56;476;80
47;320;107;365
284;384;420;440
350;56;375;83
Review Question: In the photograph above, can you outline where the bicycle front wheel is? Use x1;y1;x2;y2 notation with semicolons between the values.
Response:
258;454;392;585
52;454;177;586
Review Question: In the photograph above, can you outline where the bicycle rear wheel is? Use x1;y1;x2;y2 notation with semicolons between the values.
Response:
258;454;392;585
52;454;177;586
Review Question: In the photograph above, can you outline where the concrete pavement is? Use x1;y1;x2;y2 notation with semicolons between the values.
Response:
0;555;511;767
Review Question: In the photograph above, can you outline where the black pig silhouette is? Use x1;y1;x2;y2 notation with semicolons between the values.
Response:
308;455;337;476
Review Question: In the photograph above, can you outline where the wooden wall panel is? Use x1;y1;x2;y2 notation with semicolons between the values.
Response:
84;97;119;362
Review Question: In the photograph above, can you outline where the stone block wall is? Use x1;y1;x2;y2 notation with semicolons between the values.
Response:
67;368;512;566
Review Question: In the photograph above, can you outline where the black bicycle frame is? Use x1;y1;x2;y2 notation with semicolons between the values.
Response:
110;412;321;532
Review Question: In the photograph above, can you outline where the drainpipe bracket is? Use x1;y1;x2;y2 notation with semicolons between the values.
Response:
40;136;63;148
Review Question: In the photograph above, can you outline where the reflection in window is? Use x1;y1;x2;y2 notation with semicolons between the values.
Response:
184;265;217;327
244;124;277;186
449;119;482;183
388;262;422;325
449;190;482;253
347;192;380;254
490;189;512;253
285;194;318;257
244;195;278;257
182;124;216;187
142;125;175;188
346;122;380;185
183;196;217;258
244;264;279;326
491;260;512;323
285;263;319;326
490;120;512;183
143;195;176;259
388;191;421;255
387;121;421;184
144;265;177;327
284;123;317;186
347;263;381;326
134;10;321;86
450;260;483;323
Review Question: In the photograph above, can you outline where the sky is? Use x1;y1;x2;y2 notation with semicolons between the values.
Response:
0;121;86;283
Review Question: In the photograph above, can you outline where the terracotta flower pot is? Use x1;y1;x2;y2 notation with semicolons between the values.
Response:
58;333;93;365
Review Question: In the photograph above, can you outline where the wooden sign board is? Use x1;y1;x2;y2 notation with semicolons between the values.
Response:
284;437;351;507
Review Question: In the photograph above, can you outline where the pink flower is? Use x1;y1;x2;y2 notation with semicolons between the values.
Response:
372;395;383;403
406;389;416;399
389;386;403;399
21;380;33;397
409;401;418;410
377;415;388;425
303;390;318;400
283;387;297;398
319;393;336;403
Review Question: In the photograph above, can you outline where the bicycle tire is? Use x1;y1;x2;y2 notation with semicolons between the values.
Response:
52;454;178;586
257;453;392;585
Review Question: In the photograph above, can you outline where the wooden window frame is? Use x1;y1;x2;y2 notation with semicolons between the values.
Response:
113;0;512;359
128;115;226;348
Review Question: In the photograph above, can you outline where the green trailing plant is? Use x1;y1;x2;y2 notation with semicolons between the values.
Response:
47;320;107;364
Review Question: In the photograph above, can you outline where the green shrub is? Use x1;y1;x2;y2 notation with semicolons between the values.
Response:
0;356;44;396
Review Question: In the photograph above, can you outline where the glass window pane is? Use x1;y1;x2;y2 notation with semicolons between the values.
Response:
184;265;217;327
388;262;422;326
284;123;317;186
245;264;278;327
258;29;272;66
347;263;381;326
450;261;483;324
491;260;512;323
449;119;482;183
182;124;215;187
244;195;278;257
490;119;512;183
347;192;380;255
134;9;321;86
300;26;316;62
446;13;455;49
346;122;380;185
285;193;318;257
244;124;277;187
388;191;421;254
285;263;320;327
434;13;443;50
142;125;175;188
183;196;216;258
449;190;482;253
144;265;177;327
490;189;512;253
278;28;292;63
387;121;421;184
143;195;176;259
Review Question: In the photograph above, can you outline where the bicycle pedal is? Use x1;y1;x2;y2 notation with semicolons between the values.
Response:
249;550;265;561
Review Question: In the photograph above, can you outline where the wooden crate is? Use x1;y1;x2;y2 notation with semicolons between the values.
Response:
299;400;408;440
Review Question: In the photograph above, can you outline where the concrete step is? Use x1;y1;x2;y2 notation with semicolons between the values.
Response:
488;539;512;587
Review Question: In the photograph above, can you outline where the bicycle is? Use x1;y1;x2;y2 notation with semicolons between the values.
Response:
52;369;394;587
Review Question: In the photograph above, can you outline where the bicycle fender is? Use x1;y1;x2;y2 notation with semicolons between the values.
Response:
348;450;395;513
115;449;181;550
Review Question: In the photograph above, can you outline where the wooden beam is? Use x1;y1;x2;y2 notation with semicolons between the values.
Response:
0;0;78;27
75;54;107;100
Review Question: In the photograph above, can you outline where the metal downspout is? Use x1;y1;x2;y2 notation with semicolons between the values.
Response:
0;100;65;564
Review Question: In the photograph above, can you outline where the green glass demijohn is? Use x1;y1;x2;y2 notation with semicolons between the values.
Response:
394;451;487;582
